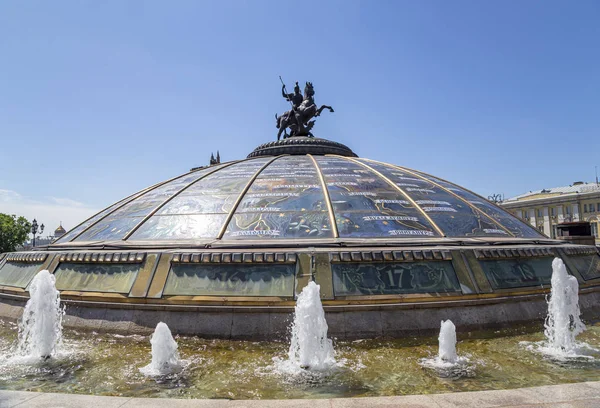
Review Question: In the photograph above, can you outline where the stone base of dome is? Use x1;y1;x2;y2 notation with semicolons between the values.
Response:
247;137;358;158
1;242;598;340
1;290;599;340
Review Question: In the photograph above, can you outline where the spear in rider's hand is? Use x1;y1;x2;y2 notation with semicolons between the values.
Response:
279;75;294;110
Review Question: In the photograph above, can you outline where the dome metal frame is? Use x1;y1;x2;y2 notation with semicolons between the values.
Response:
48;150;546;251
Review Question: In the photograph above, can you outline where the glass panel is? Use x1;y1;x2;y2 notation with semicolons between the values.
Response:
164;264;295;296
0;262;42;288
226;211;332;239
54;263;140;293
480;257;554;289
411;171;544;239
568;254;600;280
360;160;508;238
130;159;270;240
238;192;326;213
314;157;439;238
156;194;238;215
223;156;333;239
332;261;460;296
75;217;144;241
73;166;223;242
54;199;133;243
161;159;270;215
130;214;228;240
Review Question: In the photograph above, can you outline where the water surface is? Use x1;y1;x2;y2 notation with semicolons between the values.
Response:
0;319;599;399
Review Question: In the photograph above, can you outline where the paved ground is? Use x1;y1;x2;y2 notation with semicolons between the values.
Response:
1;381;599;408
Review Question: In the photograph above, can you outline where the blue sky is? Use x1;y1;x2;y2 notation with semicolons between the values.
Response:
0;1;599;233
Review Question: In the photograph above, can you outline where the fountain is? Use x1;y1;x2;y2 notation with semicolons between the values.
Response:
17;270;63;360
286;281;335;371
419;319;471;377
1;115;600;400
539;258;587;357
140;322;181;376
438;319;458;363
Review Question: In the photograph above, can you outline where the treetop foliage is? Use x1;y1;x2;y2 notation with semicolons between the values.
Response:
0;213;31;253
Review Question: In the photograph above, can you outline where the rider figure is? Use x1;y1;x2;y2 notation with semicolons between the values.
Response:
280;82;304;136
282;81;303;110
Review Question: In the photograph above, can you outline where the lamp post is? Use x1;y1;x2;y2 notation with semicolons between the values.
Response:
31;219;44;248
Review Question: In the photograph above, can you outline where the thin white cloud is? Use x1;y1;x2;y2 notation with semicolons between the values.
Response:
47;196;87;208
0;189;99;238
0;189;22;202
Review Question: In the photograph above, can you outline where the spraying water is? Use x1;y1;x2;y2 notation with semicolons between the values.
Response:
286;281;335;371
541;258;587;355
438;320;458;363
419;319;471;377
523;257;597;359
17;270;63;359
140;322;181;376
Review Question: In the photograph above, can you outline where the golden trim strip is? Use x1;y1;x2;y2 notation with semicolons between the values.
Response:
307;154;339;238
68;165;221;242
361;158;516;237
373;159;538;237
147;253;172;298
122;160;244;240
334;155;446;237
216;155;284;239
129;254;159;298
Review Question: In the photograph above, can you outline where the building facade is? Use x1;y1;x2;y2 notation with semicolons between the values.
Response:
500;181;600;244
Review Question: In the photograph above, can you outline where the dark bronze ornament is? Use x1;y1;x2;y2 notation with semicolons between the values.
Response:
276;78;334;140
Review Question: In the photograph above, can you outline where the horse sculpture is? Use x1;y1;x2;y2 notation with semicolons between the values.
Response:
276;82;334;140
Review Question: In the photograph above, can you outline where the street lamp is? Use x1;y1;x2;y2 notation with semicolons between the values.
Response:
31;219;44;247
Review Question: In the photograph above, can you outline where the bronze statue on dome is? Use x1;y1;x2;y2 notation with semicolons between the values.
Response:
276;78;334;140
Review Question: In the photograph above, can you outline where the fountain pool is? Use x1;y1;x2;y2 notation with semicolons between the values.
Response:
1;137;600;401
0;319;599;400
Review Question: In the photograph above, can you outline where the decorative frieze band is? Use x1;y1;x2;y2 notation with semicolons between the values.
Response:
171;252;297;264
5;253;48;263
329;249;452;263
59;252;146;263
474;247;555;259
562;246;599;256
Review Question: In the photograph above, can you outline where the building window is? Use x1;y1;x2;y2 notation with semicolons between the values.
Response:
591;204;596;213
537;209;543;218
565;206;570;215
538;225;545;233
551;207;556;216
584;204;588;213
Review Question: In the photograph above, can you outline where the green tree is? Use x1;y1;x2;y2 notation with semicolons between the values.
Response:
0;214;31;253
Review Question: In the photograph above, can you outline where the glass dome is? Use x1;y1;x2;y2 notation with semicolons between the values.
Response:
53;139;543;246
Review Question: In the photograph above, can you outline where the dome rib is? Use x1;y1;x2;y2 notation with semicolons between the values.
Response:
122;160;243;241
216;155;284;239
53;144;545;246
307;154;339;238
60;168;204;243
404;165;542;238
392;163;515;237
364;159;516;238
337;155;446;237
